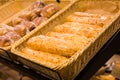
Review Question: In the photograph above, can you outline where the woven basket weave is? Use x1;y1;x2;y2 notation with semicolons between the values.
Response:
0;0;72;60
0;0;36;59
12;0;120;80
0;1;34;24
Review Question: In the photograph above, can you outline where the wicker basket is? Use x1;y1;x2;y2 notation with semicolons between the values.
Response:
0;0;73;59
0;1;34;24
0;0;36;59
12;1;120;80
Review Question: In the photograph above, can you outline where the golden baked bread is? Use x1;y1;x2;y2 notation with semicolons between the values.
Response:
22;47;68;68
46;32;88;48
53;22;82;34
77;27;102;38
53;22;102;38
66;14;108;26
26;35;81;57
73;12;108;19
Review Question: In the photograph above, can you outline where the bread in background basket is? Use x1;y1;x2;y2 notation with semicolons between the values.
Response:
0;1;59;48
12;1;120;80
13;11;110;80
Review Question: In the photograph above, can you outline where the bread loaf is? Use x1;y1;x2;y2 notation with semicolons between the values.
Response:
53;22;82;34
19;11;37;21
26;35;80;57
66;15;108;26
53;22;102;38
22;47;68;68
73;12;108;19
46;32;88;48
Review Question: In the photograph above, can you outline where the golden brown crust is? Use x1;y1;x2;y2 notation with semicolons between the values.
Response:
26;35;79;57
22;47;68;68
66;14;109;26
53;22;102;38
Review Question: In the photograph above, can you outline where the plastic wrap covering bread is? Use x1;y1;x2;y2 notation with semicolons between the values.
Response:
29;1;45;11
26;35;87;57
40;4;59;18
0;24;14;36
0;36;11;47
29;1;45;15
20;20;36;32
14;24;27;36
5;32;21;43
19;11;38;21
0;1;59;48
0;32;21;47
32;17;48;26
66;12;110;26
11;17;23;26
22;47;68;68
53;22;102;38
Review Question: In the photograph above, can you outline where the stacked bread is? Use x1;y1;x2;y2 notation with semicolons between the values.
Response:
0;1;59;47
22;12;110;68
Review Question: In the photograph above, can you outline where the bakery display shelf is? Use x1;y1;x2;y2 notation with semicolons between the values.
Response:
0;29;120;80
0;0;74;60
11;0;120;80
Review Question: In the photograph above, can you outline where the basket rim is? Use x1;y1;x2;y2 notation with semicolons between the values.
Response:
11;0;120;70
